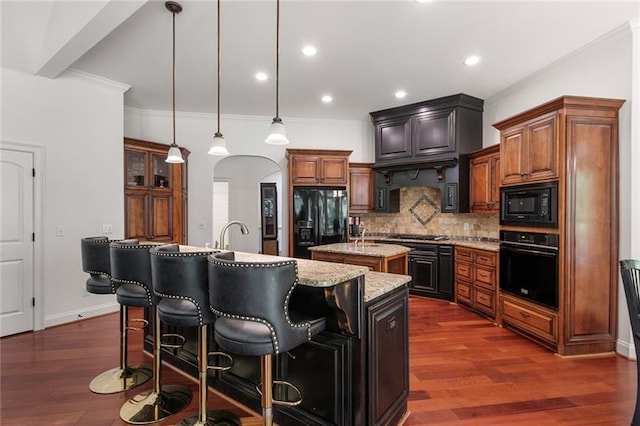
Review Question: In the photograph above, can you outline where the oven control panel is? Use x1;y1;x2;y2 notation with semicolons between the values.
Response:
500;230;558;248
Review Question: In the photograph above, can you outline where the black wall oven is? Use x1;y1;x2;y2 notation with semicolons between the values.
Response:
500;181;558;228
500;230;559;310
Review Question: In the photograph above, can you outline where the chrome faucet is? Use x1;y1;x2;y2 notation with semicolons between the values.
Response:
218;220;249;250
360;227;368;248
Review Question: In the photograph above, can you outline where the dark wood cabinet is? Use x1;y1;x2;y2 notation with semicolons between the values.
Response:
124;138;188;243
406;244;453;301
375;116;412;162
494;96;624;356
348;163;374;213
367;288;408;426
469;144;500;212
413;108;456;157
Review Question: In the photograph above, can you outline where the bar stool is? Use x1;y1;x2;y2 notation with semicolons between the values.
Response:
80;236;151;394
150;244;239;426
208;251;326;426
116;242;192;425
620;259;640;425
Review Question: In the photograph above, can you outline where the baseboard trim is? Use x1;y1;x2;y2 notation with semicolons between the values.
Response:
617;339;636;360
44;302;119;328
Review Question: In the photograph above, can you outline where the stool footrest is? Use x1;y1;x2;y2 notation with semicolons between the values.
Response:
207;351;234;372
257;380;303;407
126;317;149;332
160;333;186;349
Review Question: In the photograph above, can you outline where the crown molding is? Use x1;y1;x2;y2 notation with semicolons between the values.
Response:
63;68;131;93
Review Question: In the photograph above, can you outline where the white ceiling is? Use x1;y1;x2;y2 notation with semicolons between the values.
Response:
4;1;640;121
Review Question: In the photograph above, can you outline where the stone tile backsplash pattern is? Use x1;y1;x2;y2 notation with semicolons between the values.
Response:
359;187;499;239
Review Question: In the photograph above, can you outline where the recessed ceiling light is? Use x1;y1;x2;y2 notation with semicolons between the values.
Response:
302;45;317;57
321;95;333;103
464;55;480;66
255;72;268;81
395;90;407;99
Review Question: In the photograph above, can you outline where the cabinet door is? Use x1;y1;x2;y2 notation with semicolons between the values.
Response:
125;192;147;240
408;253;438;297
349;165;374;213
490;154;500;209
526;113;559;182
375;117;412;162
500;126;526;185
321;157;348;185
368;290;408;426
291;155;320;185
438;245;454;301
149;193;173;242
126;149;147;187
413;108;455;157
470;155;491;211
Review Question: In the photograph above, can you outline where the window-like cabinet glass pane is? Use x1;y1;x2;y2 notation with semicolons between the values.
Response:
126;151;146;186
152;154;170;188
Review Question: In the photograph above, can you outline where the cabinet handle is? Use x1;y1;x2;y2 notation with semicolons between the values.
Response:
519;311;531;318
386;316;397;331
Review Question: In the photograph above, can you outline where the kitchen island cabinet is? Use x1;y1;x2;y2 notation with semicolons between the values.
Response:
143;250;410;426
309;242;409;275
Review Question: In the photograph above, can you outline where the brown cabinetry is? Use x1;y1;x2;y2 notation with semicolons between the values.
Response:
124;138;189;244
494;96;624;356
469;144;500;212
288;149;350;186
349;163;374;213
455;246;498;320
311;250;408;275
500;112;559;186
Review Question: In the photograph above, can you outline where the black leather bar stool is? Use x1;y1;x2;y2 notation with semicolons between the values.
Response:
208;251;326;426
115;241;192;425
150;244;239;426
620;259;640;425
80;236;151;394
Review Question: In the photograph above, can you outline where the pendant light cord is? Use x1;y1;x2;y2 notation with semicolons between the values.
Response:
275;0;280;119
217;0;221;134
172;9;177;146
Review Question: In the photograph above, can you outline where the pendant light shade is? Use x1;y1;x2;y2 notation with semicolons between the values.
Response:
165;1;185;164
209;0;229;156
265;0;289;145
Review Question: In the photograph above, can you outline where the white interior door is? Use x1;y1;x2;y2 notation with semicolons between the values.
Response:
0;149;34;336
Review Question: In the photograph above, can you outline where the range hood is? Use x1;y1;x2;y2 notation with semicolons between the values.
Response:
370;93;483;213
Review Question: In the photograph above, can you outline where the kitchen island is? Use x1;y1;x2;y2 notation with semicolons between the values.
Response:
309;242;410;275
143;250;411;426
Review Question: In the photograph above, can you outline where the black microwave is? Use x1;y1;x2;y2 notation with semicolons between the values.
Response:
500;181;558;228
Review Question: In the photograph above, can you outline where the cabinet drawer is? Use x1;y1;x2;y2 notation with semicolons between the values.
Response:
455;262;472;281
455;247;473;262
501;297;557;343
474;266;495;290
456;281;472;305
474;289;495;314
474;250;496;267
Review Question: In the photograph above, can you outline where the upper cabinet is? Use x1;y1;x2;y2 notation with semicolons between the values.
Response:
124;138;189;244
469;144;500;213
497;111;559;186
349;163;375;213
287;149;352;186
371;94;483;168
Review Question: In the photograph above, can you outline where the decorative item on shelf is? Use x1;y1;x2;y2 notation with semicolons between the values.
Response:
165;1;185;164
208;0;229;156
265;0;289;145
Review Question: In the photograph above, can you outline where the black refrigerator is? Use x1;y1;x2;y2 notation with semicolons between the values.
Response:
292;187;348;259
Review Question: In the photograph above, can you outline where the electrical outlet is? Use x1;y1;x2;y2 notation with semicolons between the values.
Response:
56;226;64;237
197;221;206;230
102;224;113;234
463;223;470;231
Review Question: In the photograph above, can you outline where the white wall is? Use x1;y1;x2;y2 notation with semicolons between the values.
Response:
124;109;372;251
483;22;639;358
1;68;128;327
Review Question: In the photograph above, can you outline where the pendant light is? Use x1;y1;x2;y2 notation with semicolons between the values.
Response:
165;1;185;164
208;0;229;156
265;0;289;145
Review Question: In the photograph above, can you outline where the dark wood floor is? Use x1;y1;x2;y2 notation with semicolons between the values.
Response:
1;297;636;425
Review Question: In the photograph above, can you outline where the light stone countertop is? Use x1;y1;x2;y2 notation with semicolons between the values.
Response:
364;271;410;303
308;242;411;257
357;237;500;252
212;251;409;301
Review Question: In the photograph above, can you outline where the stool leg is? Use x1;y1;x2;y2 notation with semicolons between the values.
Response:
89;305;152;394
119;307;192;424
177;325;240;426
261;355;274;426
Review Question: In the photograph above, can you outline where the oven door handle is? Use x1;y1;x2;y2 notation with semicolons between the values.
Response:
500;245;557;257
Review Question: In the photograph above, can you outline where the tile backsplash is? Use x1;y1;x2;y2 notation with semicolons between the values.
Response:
357;187;499;239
